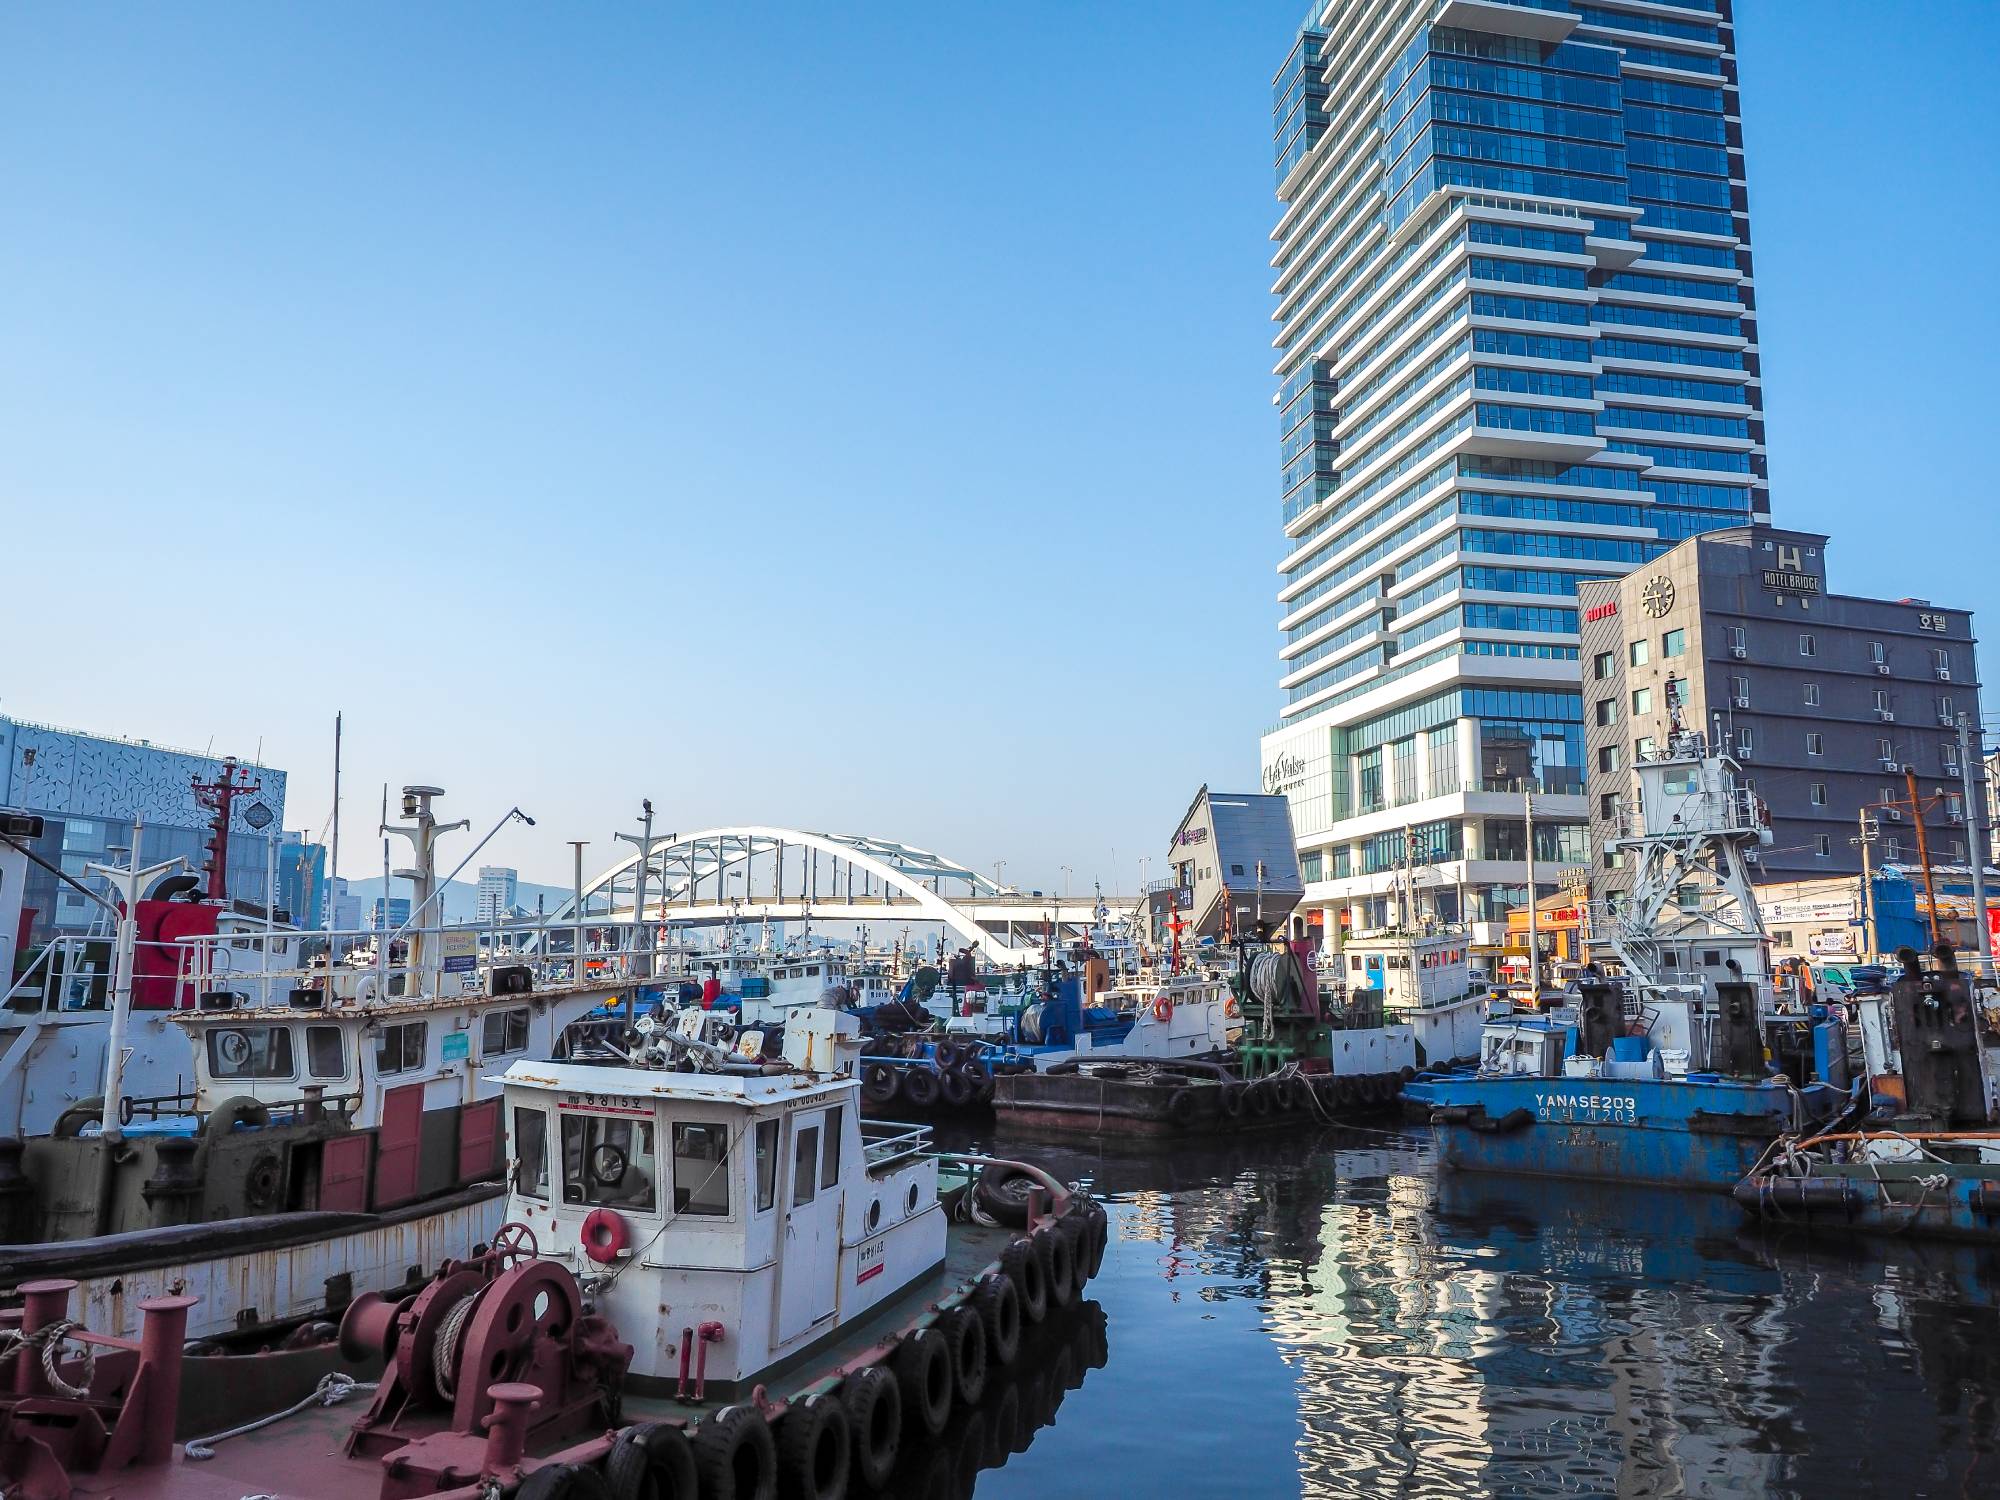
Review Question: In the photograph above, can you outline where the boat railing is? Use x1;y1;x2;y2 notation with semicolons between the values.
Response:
2;935;114;1016
861;1120;933;1174
166;914;678;1009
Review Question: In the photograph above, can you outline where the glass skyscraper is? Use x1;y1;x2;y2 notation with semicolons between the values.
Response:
1257;0;1765;949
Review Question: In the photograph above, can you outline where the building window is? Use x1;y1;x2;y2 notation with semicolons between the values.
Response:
1935;647;1951;680
307;1025;346;1079
1870;639;1886;665
1599;792;1617;818
1940;695;1955;724
1593;650;1616;680
672;1122;731;1216
1629;640;1651;668
1946;792;1965;820
375;1021;429;1076
1737;726;1753;754
1602;850;1622;870
1729;674;1749;703
1886;837;1901;861
1595;698;1618;726
482;1007;531;1057
208;1025;296;1080
1799;633;1816;657
513;1108;550;1199
1952;839;1967;861
1662;628;1687;658
1728;625;1746;654
1811;783;1827;806
1634;735;1658;759
1632;687;1653;715
1803;682;1820;707
1879;738;1896;764
1815;835;1831;858
1874;688;1890;713
1599;745;1621;773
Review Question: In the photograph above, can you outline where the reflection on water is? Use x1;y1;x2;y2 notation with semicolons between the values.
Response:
914;1122;2000;1498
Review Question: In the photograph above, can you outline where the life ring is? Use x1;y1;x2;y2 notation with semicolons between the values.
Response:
580;1207;628;1264
1223;996;1239;1019
1152;996;1173;1023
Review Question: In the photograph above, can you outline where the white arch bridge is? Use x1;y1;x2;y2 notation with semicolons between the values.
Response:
548;826;1129;966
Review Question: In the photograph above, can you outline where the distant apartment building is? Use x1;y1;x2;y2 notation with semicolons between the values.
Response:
476;865;519;923
372;896;412;932
1578;525;1983;906
331;876;362;932
1259;0;1770;951
0;714;298;943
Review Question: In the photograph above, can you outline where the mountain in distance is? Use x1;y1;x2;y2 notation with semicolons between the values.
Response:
338;875;577;925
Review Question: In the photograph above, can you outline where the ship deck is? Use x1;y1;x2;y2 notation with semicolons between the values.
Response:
74;1188;1030;1499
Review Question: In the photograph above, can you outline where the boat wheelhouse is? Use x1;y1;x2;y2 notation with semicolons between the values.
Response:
1341;926;1484;1065
499;1008;964;1387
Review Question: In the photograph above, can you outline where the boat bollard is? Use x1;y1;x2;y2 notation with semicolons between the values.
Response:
677;1326;695;1398
16;1279;77;1397
129;1294;200;1464
1026;1184;1046;1223
481;1382;542;1473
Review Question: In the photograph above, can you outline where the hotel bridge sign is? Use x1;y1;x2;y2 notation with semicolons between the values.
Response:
1762;543;1821;597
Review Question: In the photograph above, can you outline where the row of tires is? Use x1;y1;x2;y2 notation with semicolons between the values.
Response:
859;1059;993;1111
517;1197;1110;1500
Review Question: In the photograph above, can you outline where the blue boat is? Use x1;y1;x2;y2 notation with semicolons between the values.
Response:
1404;731;1852;1192
1405;1040;1845;1191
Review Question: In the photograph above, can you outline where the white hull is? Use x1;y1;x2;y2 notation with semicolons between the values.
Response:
66;1192;505;1342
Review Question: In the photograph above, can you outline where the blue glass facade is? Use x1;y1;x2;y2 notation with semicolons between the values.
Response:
1263;0;1767;931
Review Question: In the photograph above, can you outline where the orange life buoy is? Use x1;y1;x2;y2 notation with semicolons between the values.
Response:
1223;996;1239;1019
580;1206;628;1264
1153;995;1173;1023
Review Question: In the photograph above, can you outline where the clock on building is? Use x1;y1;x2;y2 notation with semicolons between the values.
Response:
1640;576;1676;618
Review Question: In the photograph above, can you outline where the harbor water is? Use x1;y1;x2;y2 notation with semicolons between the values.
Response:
907;1122;1999;1498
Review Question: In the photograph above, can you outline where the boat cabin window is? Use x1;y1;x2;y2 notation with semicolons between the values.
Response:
209;1025;295;1080
307;1025;346;1079
821;1106;842;1187
483;1008;531;1057
375;1021;429;1076
671;1122;731;1216
792;1125;819;1207
755;1119;779;1211
513;1107;551;1199
562;1113;656;1211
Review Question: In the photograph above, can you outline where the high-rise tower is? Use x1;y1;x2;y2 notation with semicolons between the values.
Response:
1259;0;1765;951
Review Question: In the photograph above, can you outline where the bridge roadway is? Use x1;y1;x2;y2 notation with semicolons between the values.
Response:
595;893;1132;966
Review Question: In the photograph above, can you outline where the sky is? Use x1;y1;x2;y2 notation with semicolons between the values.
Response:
3;3;1995;895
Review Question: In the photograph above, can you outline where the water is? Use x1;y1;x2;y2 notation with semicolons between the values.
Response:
909;1122;2000;1498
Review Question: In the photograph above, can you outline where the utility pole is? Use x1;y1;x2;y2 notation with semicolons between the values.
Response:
1904;766;1943;951
1855;811;1879;961
1523;776;1540;998
614;804;677;1036
568;841;589;983
1959;713;1993;971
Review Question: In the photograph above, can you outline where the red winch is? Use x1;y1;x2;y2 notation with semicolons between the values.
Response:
340;1223;632;1497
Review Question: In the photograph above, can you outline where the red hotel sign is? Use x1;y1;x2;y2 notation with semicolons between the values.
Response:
1584;600;1619;623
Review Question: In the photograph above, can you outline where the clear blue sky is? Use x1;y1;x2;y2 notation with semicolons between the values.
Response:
3;3;1994;893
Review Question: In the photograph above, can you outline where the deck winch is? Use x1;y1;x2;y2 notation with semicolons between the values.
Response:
1231;936;1331;1079
340;1228;631;1491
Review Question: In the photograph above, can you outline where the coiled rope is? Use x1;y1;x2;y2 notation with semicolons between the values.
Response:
184;1371;378;1460
0;1320;96;1400
432;1287;486;1399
